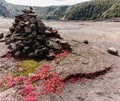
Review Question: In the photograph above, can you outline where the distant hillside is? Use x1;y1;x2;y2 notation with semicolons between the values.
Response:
0;0;120;20
0;0;11;17
0;0;68;19
64;0;120;20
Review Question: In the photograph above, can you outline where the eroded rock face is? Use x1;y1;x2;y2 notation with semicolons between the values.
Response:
5;7;71;59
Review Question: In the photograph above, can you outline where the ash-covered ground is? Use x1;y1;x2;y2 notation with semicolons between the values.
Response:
0;18;120;101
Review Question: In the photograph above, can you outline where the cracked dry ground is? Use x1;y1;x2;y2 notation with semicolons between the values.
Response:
0;18;120;101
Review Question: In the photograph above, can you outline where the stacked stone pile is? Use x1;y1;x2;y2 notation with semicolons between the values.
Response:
5;7;71;59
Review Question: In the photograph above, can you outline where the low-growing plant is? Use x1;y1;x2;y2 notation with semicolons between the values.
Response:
13;60;38;76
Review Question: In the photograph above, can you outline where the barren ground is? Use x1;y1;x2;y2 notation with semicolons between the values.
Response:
0;18;120;101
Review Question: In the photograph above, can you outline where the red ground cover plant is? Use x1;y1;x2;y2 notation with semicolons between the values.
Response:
0;50;113;101
36;64;52;80
40;73;64;95
0;75;25;88
0;64;65;101
21;82;36;96
52;50;68;62
23;92;37;101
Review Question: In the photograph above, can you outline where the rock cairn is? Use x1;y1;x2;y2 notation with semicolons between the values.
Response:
5;7;71;59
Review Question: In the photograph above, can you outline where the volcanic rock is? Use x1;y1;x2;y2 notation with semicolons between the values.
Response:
83;40;89;44
5;7;71;59
0;33;4;39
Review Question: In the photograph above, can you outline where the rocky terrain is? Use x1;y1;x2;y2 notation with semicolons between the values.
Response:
4;8;70;59
0;18;120;101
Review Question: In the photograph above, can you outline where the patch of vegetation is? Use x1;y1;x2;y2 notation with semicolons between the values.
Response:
13;60;38;76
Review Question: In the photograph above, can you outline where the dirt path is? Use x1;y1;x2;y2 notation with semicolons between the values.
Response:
0;18;120;101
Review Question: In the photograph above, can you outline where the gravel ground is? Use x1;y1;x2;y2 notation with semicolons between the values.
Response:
0;18;120;101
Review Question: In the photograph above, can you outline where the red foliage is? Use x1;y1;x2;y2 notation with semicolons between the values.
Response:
0;65;113;101
0;50;69;101
56;50;68;58
52;50;68;62
0;76;25;88
40;73;64;95
27;75;40;83
37;65;51;79
23;92;37;101
21;82;35;96
0;48;114;101
14;76;25;83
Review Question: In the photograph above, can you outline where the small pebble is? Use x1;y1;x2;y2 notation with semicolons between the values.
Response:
83;40;89;44
108;47;118;55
